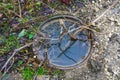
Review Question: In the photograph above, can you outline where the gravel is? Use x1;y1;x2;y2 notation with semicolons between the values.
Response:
65;1;120;80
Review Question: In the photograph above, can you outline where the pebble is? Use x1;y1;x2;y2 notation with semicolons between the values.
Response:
65;1;120;80
36;75;50;80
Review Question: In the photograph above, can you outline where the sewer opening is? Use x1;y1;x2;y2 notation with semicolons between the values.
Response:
33;15;94;69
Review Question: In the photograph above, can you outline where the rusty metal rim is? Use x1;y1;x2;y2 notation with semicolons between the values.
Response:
38;14;84;31
34;14;94;69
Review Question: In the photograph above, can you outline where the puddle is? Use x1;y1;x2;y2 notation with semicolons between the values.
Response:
33;15;92;69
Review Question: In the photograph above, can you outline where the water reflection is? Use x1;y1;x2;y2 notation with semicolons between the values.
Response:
48;32;90;67
35;15;91;68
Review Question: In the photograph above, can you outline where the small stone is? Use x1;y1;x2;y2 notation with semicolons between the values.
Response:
36;75;50;80
92;1;95;4
94;7;100;12
116;36;120;44
33;56;37;58
29;64;33;66
111;22;114;25
109;17;114;21
107;68;113;73
87;59;102;72
117;22;120;26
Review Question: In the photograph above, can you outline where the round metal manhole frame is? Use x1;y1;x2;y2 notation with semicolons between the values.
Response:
33;14;94;69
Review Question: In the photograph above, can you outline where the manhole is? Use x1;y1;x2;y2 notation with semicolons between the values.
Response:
33;15;94;69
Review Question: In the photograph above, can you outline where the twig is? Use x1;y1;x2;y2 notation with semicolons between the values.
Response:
0;42;34;72
33;61;44;80
39;1;71;14
73;8;81;15
7;9;21;18
6;58;14;73
92;0;119;24
1;58;15;79
18;0;22;18
59;19;76;40
1;3;21;18
68;0;119;36
0;0;118;73
39;1;58;14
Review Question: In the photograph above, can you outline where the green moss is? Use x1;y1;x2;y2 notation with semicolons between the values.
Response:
6;35;20;51
0;34;20;55
37;66;49;75
22;67;34;80
53;69;63;76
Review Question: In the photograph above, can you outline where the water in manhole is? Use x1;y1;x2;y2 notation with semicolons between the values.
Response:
33;15;93;69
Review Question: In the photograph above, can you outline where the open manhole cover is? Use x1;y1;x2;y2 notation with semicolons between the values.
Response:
33;15;93;69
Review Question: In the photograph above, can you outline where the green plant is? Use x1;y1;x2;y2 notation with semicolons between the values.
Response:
18;29;35;39
6;34;20;52
18;29;27;39
0;2;14;16
5;3;13;9
13;60;23;68
37;66;49;75
27;31;35;39
22;67;34;80
83;0;87;2
0;34;21;54
53;69;62;76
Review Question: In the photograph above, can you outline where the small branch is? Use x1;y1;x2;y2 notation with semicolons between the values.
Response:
67;0;119;36
18;0;22;18
6;58;14;73
8;9;21;17
39;1;62;14
0;42;34;72
59;19;76;40
1;3;21;18
1;58;15;79
40;1;56;13
92;0;119;24
73;8;80;16
33;61;44;80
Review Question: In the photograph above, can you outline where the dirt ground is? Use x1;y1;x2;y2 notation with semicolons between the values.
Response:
65;0;120;80
0;0;120;80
